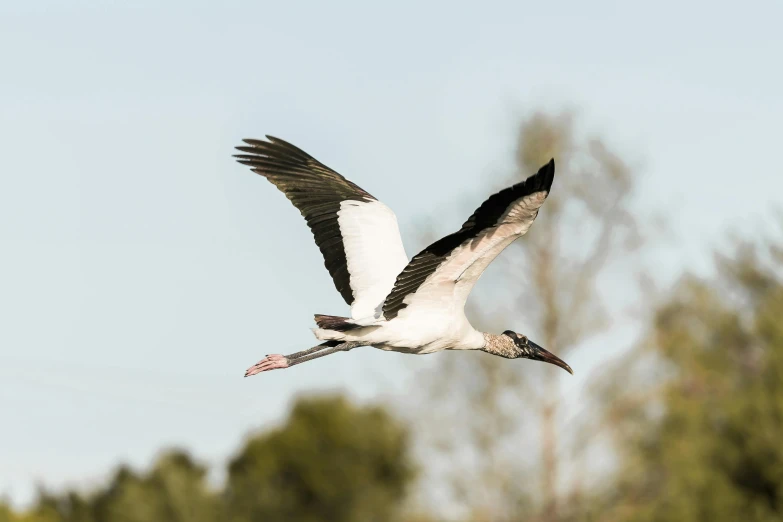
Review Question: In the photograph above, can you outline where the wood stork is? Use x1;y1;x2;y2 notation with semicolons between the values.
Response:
234;136;572;377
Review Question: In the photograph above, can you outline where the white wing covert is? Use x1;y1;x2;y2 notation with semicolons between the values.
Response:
235;136;409;319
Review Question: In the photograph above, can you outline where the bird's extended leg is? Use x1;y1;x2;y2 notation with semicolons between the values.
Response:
244;342;362;377
244;342;334;376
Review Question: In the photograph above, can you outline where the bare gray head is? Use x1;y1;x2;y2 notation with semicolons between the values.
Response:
499;330;573;374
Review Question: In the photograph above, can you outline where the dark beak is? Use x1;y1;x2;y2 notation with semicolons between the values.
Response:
529;340;573;375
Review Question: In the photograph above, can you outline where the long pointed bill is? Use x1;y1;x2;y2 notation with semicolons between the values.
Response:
529;340;573;375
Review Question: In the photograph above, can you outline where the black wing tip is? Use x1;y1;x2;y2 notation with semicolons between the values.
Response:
528;157;556;193
540;157;555;176
264;134;286;145
233;136;313;163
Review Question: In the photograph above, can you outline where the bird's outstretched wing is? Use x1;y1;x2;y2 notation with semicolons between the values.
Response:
382;159;555;321
235;136;409;319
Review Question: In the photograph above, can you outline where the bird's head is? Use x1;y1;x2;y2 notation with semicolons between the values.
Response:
502;331;573;375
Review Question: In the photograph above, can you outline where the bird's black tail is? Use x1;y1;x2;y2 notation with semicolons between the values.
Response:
314;314;363;332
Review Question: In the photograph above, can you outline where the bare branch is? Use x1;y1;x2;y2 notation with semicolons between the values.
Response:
410;110;645;520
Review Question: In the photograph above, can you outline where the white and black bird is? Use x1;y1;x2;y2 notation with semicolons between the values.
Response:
234;136;572;377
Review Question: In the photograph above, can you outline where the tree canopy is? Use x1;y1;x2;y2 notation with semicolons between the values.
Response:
595;241;783;521
3;395;416;522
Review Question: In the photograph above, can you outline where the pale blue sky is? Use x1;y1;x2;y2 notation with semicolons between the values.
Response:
1;0;782;506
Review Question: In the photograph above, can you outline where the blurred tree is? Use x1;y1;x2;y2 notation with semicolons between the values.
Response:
224;394;416;522
0;496;62;522
0;502;24;522
28;451;217;522
0;503;11;522
93;452;217;522
415;111;641;521
594;238;783;521
32;491;90;522
6;395;419;522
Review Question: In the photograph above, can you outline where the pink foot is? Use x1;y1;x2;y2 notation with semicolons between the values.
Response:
244;354;289;377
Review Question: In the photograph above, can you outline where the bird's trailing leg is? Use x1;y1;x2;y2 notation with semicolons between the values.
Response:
244;342;335;376
244;342;363;377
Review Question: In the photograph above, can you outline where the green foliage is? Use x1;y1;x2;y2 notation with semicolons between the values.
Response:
0;498;60;522
601;243;783;521
21;451;217;522
88;452;218;522
225;395;415;522
4;395;415;522
0;503;21;522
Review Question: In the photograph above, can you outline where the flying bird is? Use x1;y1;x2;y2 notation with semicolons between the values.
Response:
234;136;572;377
